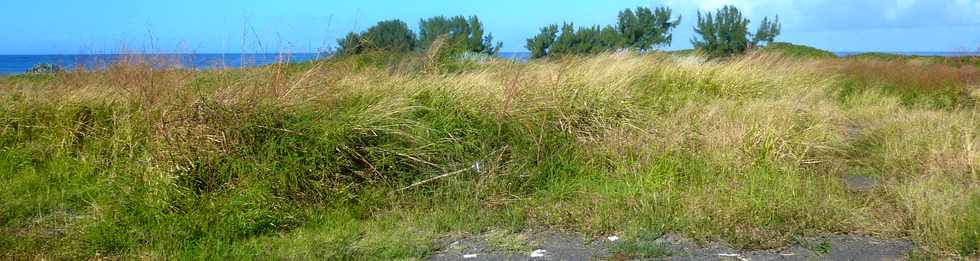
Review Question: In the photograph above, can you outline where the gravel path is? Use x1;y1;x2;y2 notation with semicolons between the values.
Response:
428;232;913;261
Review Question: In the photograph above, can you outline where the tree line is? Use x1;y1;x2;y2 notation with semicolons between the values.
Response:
336;5;781;58
525;7;680;58
337;15;502;56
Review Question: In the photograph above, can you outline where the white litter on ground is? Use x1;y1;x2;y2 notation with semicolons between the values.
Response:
471;161;482;173
462;254;478;259
718;253;749;261
607;236;620;242
530;249;548;258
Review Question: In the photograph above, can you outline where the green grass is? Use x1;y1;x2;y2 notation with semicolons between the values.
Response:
486;229;531;252
1;51;978;259
760;42;837;59
609;231;672;259
846;52;980;68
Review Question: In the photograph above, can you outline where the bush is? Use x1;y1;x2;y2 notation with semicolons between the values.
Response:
26;63;65;74
338;16;502;57
761;42;836;59
337;20;417;55
418;16;501;55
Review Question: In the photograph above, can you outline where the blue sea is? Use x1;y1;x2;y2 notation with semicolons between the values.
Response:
0;51;975;75
0;53;324;75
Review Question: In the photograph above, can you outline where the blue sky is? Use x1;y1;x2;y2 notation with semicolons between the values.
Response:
1;0;978;54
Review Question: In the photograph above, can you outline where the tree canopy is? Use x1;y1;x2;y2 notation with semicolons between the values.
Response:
337;16;501;56
617;7;681;51
526;24;559;59
752;16;781;46
418;16;502;54
692;5;781;57
337;20;416;55
525;6;680;58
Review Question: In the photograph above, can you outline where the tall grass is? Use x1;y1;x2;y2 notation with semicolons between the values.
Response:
1;51;977;259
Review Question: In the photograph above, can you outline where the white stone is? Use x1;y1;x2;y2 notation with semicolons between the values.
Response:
530;249;548;258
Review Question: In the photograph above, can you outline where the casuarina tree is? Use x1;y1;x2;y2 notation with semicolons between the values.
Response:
337;19;416;55
692;5;781;57
524;6;679;58
617;7;681;51
525;24;559;59
752;16;781;46
418;16;502;55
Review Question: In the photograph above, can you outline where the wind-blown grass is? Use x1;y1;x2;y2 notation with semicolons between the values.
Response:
1;51;977;259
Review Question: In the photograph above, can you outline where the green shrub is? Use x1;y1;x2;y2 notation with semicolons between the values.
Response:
761;42;836;59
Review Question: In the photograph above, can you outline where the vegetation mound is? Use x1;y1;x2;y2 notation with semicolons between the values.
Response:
760;42;836;58
1;52;978;259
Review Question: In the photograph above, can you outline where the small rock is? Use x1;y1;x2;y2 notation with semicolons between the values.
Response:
607;236;620;242
844;175;877;192
462;254;478;259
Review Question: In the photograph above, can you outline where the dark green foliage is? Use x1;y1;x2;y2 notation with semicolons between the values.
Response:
338;16;501;56
617;7;681;51
752;16;781;46
525;6;679;58
337;32;363;55
418;16;502;55
600;25;625;49
337;20;417;55
692;6;751;57
549;23;578;55
526;25;559;59
692;5;781;57
548;24;627;56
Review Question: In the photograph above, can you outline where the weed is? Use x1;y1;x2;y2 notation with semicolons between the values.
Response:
486;230;531;252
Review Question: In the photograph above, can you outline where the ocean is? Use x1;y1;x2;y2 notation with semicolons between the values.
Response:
0;51;975;75
0;53;324;75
